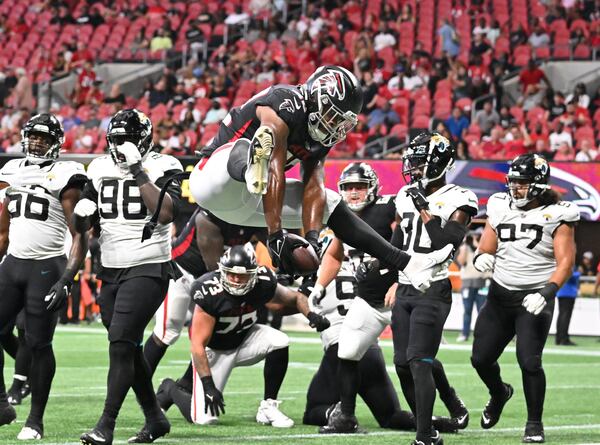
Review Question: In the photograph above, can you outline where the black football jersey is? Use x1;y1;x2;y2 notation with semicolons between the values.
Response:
340;195;397;306
192;267;277;350
201;85;330;170
172;209;266;278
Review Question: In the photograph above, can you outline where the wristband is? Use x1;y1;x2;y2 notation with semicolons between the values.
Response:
539;282;559;301
200;375;216;391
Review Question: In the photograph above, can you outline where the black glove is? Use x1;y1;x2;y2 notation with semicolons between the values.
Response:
307;311;330;332
304;230;321;258
355;258;380;282
201;376;225;416
45;277;72;312
267;229;308;274
405;185;429;212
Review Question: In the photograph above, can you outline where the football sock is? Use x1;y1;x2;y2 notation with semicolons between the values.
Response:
178;361;194;393
14;328;31;383
143;334;168;375
431;359;453;403
132;346;162;422
327;201;410;270
410;359;435;442
395;364;417;413
170;385;192;423
263;347;289;400
339;359;359;416
472;360;506;397
522;366;546;422
27;344;55;427
0;345;6;398
0;332;18;359
101;341;136;423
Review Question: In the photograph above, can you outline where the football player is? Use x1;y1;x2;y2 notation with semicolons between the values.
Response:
187;65;451;291
143;207;266;381
0;113;87;439
55;109;183;445
471;154;579;443
304;163;464;435
391;132;478;445
157;244;330;427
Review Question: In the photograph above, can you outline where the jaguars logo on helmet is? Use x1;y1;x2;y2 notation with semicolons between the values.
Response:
106;108;153;169
402;131;455;186
506;154;551;208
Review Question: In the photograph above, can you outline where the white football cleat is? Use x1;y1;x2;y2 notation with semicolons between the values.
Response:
17;426;42;440
402;244;454;292
245;126;274;195
194;413;219;425
256;399;294;428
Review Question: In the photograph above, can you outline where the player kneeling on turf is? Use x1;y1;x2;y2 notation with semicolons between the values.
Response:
159;244;329;427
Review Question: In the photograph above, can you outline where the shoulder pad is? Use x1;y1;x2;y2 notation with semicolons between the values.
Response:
451;186;479;214
144;153;184;182
0;158;27;182
376;194;395;204
44;161;87;194
486;192;510;228
549;201;580;224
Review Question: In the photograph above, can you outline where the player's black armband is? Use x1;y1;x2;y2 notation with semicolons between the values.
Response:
390;224;404;249
424;218;467;250
539;282;559;301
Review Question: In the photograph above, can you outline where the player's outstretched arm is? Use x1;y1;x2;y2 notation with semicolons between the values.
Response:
300;158;326;253
313;237;344;294
195;212;225;271
268;284;330;332
0;197;10;258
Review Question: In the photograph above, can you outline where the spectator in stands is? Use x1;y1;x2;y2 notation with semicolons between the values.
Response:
470;32;492;59
186;19;206;62
367;101;400;129
509;23;528;48
456;140;469;159
566;83;590;109
150;28;173;53
519;60;550;109
51;5;76;25
100;105;117;132
373;22;397;52
528;23;550;48
549;91;567;120
203;99;227;124
549;122;573;151
438;18;461;58
560;100;590;128
70;41;94;70
361;71;378;113
503;123;532;158
83;107;101;129
53;52;69;78
131;28;150;54
402;67;426;91
533;138;553;160
472;17;490;38
225;5;250;27
7;68;34;111
170;82;189;106
486;19;501;46
180;98;201;129
89;8;105;27
474;100;500;135
554;141;576;160
208;75;228;98
575;139;599;161
161;125;190;156
398;3;414;23
469;54;492;97
579;251;596;276
104;83;126;105
62;107;82;132
5;132;22;153
445;106;470;141
364;124;387;157
555;266;579;346
76;4;92;25
451;63;472;99
148;77;171;107
530;121;549;145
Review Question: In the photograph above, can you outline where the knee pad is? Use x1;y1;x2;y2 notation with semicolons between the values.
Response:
268;330;290;351
108;324;143;345
109;341;136;361
520;354;543;374
25;332;53;350
337;338;364;361
226;139;250;182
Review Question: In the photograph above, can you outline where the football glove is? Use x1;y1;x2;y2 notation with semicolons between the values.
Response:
45;278;72;312
405;185;429;212
74;198;98;217
522;292;546;315
304;230;321;258
355;258;380;282
308;283;326;310
116;141;142;168
267;230;307;274
307;311;330;332
200;376;225;417
473;252;495;273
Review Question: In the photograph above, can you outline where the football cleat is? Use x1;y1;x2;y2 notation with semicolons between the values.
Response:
256;399;294;428
442;387;469;430
17;425;43;440
325;402;342;424
319;412;365;434
0;400;17;426
245;126;274;195
523;421;545;443
156;378;175;412
21;381;31;400
127;417;170;444
8;389;22;406
411;429;444;445
80;427;113;445
481;383;514;429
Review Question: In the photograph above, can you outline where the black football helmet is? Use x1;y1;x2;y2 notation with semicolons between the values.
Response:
402;132;455;186
337;162;379;211
506;153;551;208
106;109;153;168
304;65;363;147
218;243;259;296
21;113;64;164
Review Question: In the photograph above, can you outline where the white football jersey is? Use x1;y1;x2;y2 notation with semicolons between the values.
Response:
395;183;478;285
487;192;580;291
87;152;183;268
0;159;86;259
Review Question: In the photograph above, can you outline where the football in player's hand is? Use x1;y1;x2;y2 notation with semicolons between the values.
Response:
288;233;320;276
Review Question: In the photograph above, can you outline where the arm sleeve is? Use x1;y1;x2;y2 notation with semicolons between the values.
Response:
390;224;404;249
59;173;88;199
155;169;183;219
81;180;99;202
424;217;468;250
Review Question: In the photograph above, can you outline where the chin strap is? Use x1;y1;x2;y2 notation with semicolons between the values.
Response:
141;171;191;242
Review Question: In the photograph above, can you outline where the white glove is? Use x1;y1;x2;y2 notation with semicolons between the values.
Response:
308;283;326;311
473;253;495;273
522;292;547;315
74;198;98;217
116;141;142;167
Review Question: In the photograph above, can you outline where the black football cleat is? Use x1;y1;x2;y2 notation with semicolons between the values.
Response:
7;387;22;406
128;417;171;443
156;378;175;412
522;421;545;443
411;430;444;445
21;381;31;399
80;427;113;445
319;412;365;434
0;400;16;426
442;387;469;430
481;383;514;429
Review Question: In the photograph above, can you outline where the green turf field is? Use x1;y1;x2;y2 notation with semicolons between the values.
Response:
2;325;600;445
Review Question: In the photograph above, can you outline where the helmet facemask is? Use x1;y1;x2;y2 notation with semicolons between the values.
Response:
402;133;455;187
307;96;358;147
506;177;550;208
338;179;376;211
219;264;258;296
107;131;152;170
22;129;62;164
506;154;551;208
